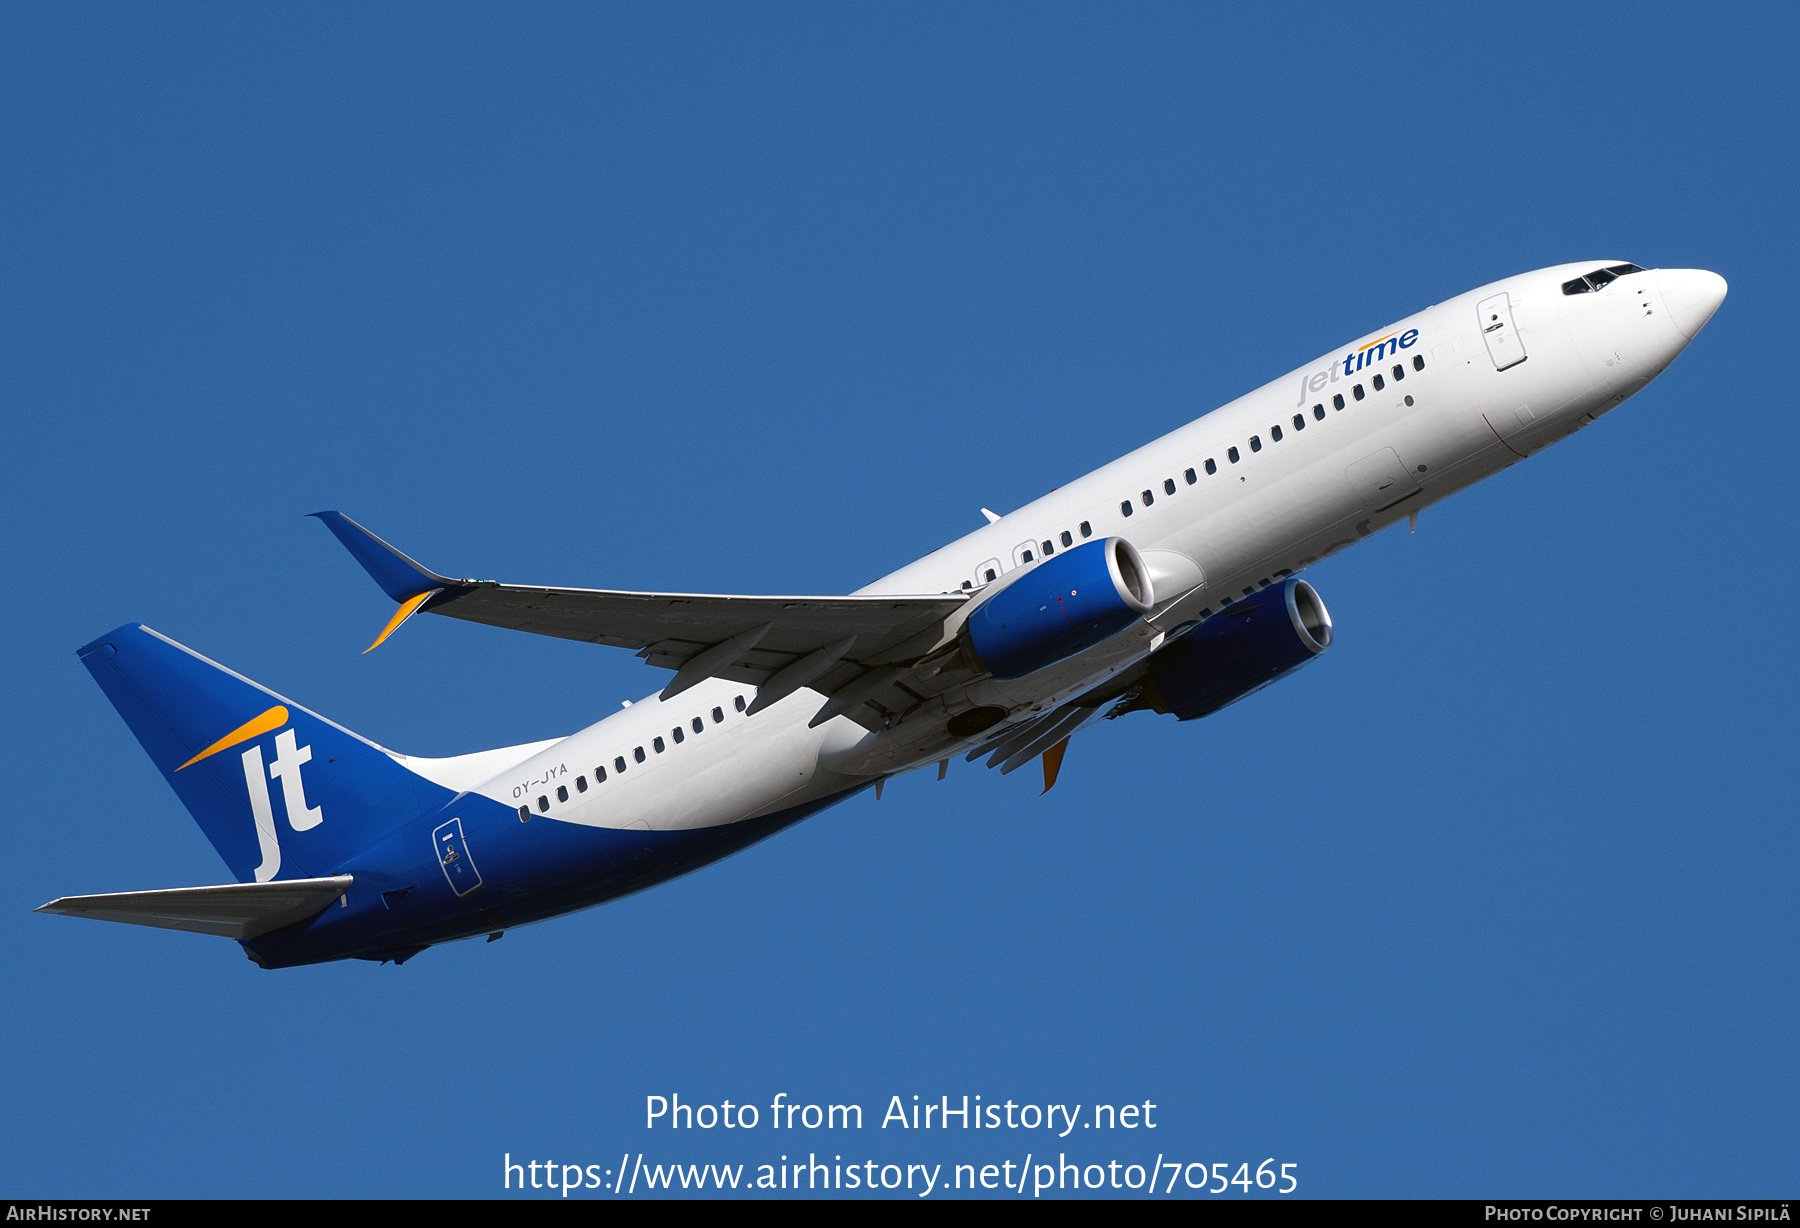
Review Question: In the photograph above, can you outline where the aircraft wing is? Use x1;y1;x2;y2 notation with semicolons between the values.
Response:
37;875;353;941
311;512;970;729
958;693;1113;793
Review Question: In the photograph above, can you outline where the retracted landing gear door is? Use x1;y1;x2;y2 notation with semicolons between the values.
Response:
433;817;484;897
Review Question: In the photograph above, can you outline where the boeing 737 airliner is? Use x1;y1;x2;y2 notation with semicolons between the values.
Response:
42;261;1726;967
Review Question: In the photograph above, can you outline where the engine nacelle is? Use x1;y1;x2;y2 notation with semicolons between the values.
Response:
1140;576;1332;720
966;538;1154;681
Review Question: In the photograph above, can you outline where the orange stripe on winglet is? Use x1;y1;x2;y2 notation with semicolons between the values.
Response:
176;705;289;771
1040;737;1071;794
364;588;440;654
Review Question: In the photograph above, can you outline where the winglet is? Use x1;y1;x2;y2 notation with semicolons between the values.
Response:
364;588;442;653
309;511;462;603
1040;737;1070;794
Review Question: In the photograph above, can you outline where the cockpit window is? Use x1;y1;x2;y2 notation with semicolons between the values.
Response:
1563;263;1647;295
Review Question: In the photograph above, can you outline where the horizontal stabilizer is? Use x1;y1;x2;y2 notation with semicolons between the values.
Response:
37;875;353;941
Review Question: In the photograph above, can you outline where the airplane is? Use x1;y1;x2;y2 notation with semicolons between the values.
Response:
39;261;1726;968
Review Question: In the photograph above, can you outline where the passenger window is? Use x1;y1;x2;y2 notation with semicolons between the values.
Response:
1392;364;1404;381
1079;521;1092;537
1227;447;1240;463
1184;468;1196;485
984;567;997;581
1413;355;1424;371
672;726;683;744
634;746;646;763
693;717;704;733
961;580;972;589
1060;530;1073;546
1120;500;1133;517
1205;457;1217;475
1270;425;1283;442
538;795;549;812
557;785;568;802
1313;403;1325;420
712;707;724;724
1353;384;1365;401
615;756;628;773
1372;374;1384;391
517;805;530;821
1293;414;1305;431
596;765;607;782
735;695;746;712
576;776;587;793
1021;549;1033;562
653;737;665;753
1163;478;1176;495
1249;436;1262;452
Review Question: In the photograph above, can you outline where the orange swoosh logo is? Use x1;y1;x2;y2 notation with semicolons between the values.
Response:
175;705;289;771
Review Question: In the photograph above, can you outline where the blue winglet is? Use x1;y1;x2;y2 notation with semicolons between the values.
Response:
309;511;461;603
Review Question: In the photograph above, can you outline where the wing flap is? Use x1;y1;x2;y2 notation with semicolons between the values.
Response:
37;875;353;941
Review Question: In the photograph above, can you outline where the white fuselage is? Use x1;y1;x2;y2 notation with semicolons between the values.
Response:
413;262;1721;835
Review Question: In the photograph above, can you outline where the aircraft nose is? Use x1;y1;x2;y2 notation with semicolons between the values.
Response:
1656;268;1728;340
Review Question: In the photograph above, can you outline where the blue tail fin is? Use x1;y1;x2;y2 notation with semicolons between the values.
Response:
78;625;452;883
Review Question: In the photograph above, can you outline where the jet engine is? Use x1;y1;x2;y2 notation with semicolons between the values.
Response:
966;538;1153;680
1137;576;1332;720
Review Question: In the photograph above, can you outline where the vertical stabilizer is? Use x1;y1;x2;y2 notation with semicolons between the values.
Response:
78;625;454;882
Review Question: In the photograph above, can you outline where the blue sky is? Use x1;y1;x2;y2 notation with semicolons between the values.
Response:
2;2;1794;1198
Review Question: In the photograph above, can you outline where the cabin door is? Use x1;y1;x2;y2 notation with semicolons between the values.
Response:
433;817;484;897
1476;293;1528;372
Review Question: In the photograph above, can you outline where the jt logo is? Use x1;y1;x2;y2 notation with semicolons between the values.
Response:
177;705;323;881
